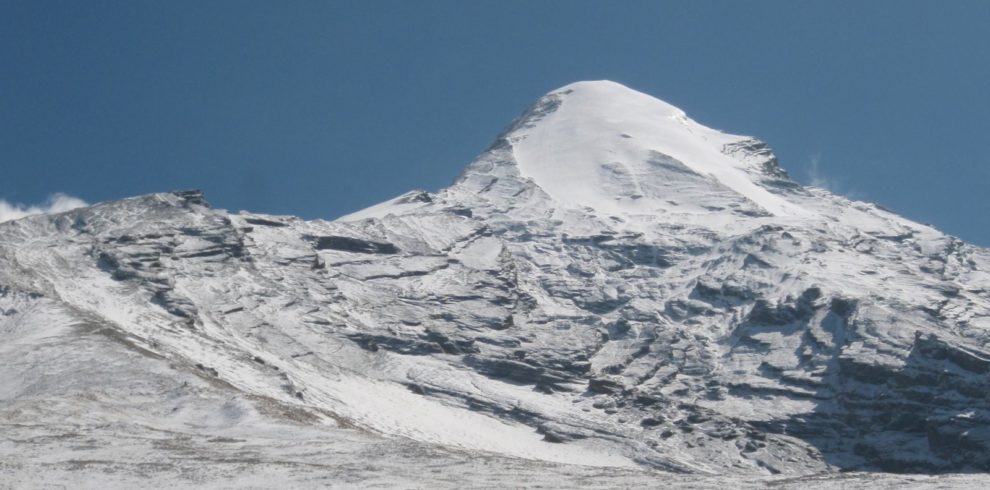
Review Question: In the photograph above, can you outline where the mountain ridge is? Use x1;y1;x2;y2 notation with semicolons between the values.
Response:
3;82;990;485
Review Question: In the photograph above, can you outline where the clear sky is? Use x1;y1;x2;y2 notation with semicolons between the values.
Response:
2;1;988;245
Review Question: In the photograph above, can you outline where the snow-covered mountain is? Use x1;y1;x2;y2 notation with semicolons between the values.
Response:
3;81;990;487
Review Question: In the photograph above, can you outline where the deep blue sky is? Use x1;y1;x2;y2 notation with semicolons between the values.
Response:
2;1;988;245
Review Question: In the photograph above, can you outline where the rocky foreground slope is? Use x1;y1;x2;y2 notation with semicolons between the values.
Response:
2;81;989;487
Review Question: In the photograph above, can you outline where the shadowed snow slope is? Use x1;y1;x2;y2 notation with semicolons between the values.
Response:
3;81;990;486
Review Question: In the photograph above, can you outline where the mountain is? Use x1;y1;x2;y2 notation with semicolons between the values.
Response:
3;81;990;487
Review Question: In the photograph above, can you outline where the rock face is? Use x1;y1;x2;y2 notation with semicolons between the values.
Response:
3;81;990;478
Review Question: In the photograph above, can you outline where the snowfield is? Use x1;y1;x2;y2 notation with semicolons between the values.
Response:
2;81;990;488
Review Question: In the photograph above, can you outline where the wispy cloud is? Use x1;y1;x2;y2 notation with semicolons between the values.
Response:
0;193;88;223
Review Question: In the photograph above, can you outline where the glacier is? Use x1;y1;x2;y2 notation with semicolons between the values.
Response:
2;81;990;488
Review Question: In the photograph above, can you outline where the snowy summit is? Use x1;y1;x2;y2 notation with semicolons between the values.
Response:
3;81;990;487
489;81;801;216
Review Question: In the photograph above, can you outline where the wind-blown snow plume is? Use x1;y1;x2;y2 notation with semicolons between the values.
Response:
0;193;88;222
806;153;831;190
805;153;862;199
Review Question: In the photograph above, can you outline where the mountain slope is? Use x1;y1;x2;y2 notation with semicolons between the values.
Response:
3;81;990;483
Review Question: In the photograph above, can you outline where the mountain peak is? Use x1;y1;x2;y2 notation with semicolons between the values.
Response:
545;80;687;119
7;80;990;485
457;80;804;219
